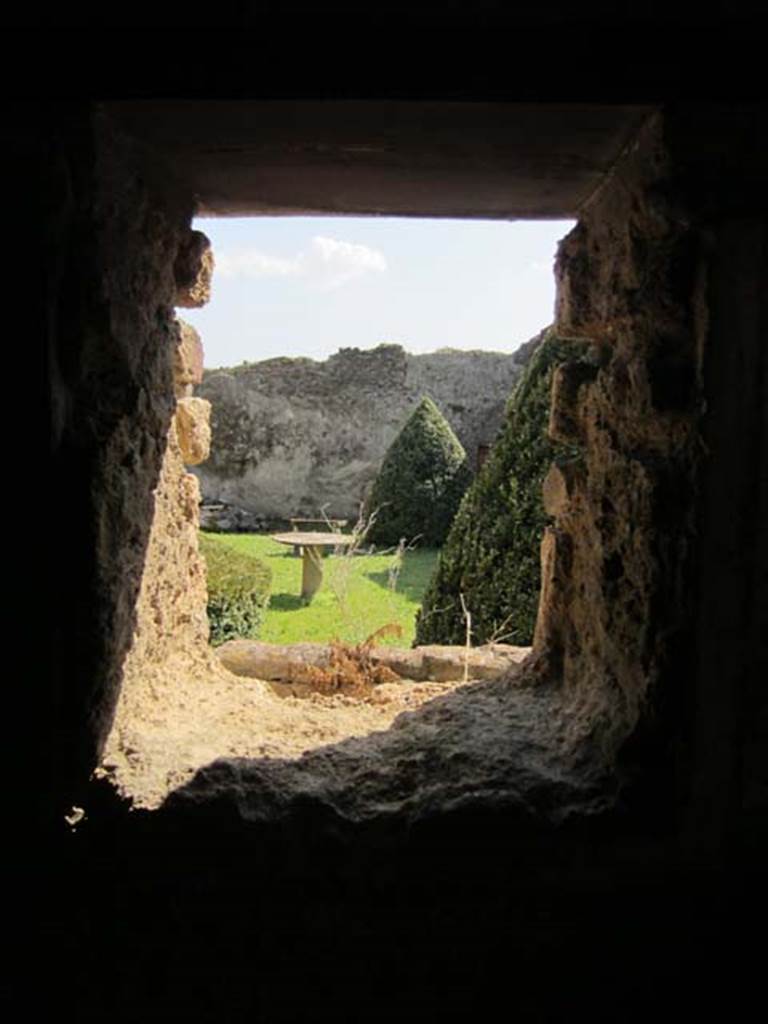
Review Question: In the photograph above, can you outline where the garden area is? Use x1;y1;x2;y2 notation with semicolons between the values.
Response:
199;331;582;656
99;326;573;812
103;332;572;805
202;530;439;647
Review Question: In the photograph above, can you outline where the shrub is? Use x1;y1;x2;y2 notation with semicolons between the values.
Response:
415;330;587;647
200;533;272;646
366;395;472;548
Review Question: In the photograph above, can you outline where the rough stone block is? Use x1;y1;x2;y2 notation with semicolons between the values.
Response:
543;463;569;518
368;647;428;681
173;319;205;397
548;361;597;444
217;642;330;681
533;527;573;653
174;230;213;308
216;640;530;684
417;645;530;681
542;460;584;518
176;397;211;465
180;471;201;523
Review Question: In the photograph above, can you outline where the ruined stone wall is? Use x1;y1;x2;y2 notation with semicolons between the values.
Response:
535;113;705;756
104;282;220;770
37;90;765;1024
43;100;764;849
47;110;215;801
193;344;528;520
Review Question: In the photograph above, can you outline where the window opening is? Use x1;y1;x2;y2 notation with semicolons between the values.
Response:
182;215;573;652
100;214;576;810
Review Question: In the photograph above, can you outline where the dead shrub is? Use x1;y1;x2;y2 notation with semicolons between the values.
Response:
295;624;403;697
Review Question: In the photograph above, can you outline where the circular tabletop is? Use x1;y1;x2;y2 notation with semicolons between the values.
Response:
271;532;353;547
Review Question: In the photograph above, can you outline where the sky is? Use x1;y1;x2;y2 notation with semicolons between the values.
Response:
181;217;576;368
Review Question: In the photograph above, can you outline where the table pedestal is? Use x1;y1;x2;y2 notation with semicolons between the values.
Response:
301;545;324;602
270;531;351;602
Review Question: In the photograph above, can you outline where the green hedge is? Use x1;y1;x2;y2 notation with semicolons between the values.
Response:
415;330;586;647
366;395;472;548
200;533;272;647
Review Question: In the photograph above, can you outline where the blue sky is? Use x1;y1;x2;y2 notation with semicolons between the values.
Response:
182;217;576;368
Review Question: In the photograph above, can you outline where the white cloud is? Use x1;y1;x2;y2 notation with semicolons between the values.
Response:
303;235;387;289
214;236;387;289
214;249;301;279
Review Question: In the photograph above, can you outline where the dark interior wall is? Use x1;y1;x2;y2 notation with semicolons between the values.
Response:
686;218;767;856
41;103;765;826
32;90;765;1016
22;7;766;105
606;109;768;854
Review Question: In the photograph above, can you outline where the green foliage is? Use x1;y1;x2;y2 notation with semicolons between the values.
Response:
366;395;472;548
203;532;439;646
200;533;272;646
415;330;586;647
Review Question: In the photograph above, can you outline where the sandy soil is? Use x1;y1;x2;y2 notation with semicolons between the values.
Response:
99;653;476;809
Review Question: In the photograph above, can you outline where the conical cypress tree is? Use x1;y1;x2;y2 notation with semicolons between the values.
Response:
415;331;587;647
366;396;472;548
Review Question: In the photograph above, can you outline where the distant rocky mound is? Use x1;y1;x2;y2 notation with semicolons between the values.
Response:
193;341;541;521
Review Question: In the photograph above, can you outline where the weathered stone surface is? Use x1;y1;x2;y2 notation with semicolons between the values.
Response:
174;229;213;307
180;470;202;523
217;641;330;681
193;344;530;520
103;411;222;782
62;131;226;785
533;527;573;655
165;673;613;827
418;644;530;681
175;396;211;465
368;647;429;681
542;463;568;518
217;639;531;684
47;113;224;783
547;360;598;445
173;319;205;398
541;112;704;752
542;460;584;519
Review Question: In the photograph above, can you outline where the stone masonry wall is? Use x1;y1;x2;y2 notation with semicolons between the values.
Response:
535;112;705;757
46;102;763;846
47;110;217;799
102;239;224;773
193;343;532;520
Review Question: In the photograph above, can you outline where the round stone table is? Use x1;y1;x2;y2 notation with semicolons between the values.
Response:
271;531;354;603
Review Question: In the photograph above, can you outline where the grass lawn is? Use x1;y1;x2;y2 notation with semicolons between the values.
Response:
202;532;440;647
